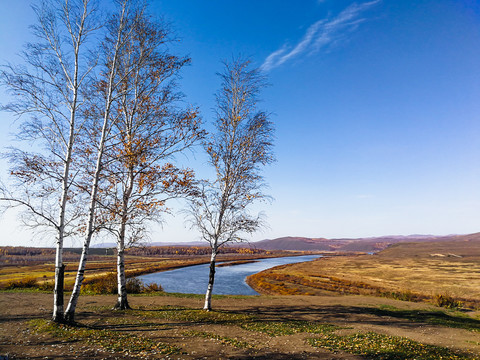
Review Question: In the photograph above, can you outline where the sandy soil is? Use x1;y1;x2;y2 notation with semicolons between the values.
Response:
1;292;479;359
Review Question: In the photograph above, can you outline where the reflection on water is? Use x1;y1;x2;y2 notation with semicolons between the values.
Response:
138;255;320;295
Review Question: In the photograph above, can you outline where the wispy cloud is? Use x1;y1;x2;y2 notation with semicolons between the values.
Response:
261;0;381;71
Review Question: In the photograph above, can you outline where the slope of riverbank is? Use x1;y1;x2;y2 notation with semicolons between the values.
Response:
246;239;480;309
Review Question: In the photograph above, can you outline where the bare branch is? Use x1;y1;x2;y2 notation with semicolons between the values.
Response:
187;58;275;310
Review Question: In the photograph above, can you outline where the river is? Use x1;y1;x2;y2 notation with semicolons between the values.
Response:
137;254;320;295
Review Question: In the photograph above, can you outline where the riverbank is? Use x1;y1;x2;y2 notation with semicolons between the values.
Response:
138;255;320;296
0;246;319;291
246;240;480;309
1;291;479;359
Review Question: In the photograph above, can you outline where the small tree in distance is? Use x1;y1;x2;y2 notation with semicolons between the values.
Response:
188;58;275;311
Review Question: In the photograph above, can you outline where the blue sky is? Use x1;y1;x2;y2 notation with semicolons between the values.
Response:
1;0;480;246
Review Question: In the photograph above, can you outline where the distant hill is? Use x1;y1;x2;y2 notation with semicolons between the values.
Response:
251;237;332;251
249;233;480;252
89;233;480;253
377;233;480;258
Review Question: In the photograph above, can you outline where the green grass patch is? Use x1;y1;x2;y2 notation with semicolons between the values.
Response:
29;319;179;356
378;304;399;311
182;330;254;349
240;320;340;337
133;306;253;324
134;306;341;339
308;332;479;360
0;288;52;294
135;306;341;338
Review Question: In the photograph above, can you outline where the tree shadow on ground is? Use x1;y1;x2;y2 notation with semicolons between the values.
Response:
0;313;46;323
240;304;480;331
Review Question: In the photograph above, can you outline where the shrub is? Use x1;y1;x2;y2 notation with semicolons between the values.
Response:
81;273;163;294
434;293;463;309
143;282;164;293
38;281;54;291
125;278;144;294
5;276;38;289
390;290;418;302
81;273;117;294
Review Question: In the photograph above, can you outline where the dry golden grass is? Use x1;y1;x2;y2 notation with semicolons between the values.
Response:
0;256;209;289
0;250;302;290
247;240;480;309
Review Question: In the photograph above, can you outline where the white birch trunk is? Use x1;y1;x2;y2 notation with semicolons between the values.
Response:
53;152;71;322
203;249;217;311
53;5;84;322
53;140;73;323
114;231;129;309
114;166;134;309
52;241;65;322
64;109;111;323
64;3;128;323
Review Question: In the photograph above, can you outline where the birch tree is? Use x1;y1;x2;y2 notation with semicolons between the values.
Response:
188;59;275;311
0;0;98;323
63;0;137;323
102;14;204;310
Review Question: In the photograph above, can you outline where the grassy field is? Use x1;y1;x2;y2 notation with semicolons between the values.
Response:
247;239;480;309
1;292;480;359
1;241;480;358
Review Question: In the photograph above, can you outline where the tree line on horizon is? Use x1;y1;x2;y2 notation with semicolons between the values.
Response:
0;245;270;268
0;0;274;323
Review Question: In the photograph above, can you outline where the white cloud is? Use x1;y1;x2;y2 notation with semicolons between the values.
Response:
261;0;381;71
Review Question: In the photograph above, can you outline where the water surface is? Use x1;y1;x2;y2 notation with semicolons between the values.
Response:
138;255;320;295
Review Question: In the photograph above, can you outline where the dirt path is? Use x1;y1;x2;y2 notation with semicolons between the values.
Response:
1;292;479;359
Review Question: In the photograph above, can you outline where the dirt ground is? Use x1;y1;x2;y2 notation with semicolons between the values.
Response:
1;291;479;359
